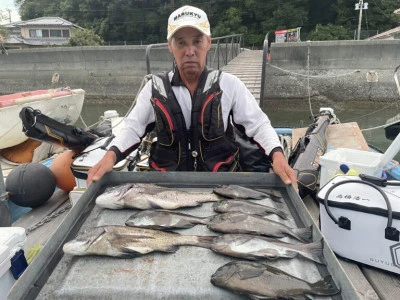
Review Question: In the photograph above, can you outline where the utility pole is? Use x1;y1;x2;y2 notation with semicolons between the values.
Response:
357;0;363;40
355;0;368;40
5;8;11;23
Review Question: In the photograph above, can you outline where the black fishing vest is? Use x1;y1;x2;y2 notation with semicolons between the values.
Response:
149;69;240;172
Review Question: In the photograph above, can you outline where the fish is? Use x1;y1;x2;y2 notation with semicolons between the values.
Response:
212;199;288;220
211;260;340;299
62;225;215;258
95;183;222;210
125;209;212;230
211;234;326;264
207;212;312;243
213;184;283;202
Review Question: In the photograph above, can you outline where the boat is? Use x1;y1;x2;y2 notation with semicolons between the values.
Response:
0;88;85;150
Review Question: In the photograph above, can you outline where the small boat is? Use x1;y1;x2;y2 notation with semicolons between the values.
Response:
0;88;85;150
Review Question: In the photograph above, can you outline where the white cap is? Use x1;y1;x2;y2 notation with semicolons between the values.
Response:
167;5;211;40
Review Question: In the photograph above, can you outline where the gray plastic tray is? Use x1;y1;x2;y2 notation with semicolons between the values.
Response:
8;172;360;299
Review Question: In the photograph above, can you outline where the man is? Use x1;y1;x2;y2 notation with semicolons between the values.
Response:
87;5;297;190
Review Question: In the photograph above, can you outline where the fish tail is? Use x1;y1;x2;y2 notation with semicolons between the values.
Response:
193;235;216;249
272;208;288;220
299;239;327;265
202;215;216;224
309;275;340;296
291;225;313;243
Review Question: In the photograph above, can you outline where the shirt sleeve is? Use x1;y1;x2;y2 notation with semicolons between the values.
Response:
220;72;282;156
108;80;155;157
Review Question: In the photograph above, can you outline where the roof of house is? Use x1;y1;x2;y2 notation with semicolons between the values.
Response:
4;17;83;29
366;26;400;40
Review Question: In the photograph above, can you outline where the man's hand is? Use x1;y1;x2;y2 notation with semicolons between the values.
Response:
87;151;117;186
271;151;298;192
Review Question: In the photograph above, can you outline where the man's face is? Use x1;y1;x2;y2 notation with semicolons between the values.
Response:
168;27;211;80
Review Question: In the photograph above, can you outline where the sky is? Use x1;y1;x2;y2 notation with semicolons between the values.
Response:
0;0;21;25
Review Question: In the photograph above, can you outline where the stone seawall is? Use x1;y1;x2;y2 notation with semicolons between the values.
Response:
0;40;399;102
267;40;400;103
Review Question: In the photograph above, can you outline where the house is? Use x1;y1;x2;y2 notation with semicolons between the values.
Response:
367;8;400;40
2;17;83;49
366;26;400;40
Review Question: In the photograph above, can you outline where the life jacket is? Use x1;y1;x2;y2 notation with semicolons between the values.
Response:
149;69;240;172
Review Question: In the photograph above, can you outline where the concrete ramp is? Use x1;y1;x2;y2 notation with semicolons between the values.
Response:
221;50;263;104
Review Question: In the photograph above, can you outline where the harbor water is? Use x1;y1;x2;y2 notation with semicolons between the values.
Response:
78;98;400;161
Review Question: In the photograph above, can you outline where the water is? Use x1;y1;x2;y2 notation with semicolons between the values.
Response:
78;99;400;161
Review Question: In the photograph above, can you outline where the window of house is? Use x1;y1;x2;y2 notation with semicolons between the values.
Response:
62;30;70;37
50;29;62;37
42;30;49;37
29;29;42;38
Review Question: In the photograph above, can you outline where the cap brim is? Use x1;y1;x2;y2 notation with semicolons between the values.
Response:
167;24;210;40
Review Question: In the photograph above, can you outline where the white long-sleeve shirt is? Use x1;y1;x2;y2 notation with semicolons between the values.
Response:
109;70;282;158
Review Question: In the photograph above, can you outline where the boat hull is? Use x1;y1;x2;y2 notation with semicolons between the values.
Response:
0;89;85;149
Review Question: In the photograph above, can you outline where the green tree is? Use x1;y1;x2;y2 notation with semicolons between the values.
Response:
0;26;10;40
310;23;352;40
68;28;105;46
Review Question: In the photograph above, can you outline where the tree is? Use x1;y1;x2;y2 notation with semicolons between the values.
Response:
310;23;352;41
68;28;105;46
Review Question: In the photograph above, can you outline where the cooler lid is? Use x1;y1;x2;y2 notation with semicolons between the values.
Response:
317;175;400;219
0;245;11;276
0;227;26;249
71;148;128;171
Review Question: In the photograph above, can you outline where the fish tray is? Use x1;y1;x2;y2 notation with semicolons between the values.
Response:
8;172;359;299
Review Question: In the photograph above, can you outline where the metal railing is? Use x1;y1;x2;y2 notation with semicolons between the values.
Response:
145;34;244;74
260;32;269;108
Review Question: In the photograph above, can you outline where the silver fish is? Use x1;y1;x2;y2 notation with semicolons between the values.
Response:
96;183;222;210
211;260;340;299
207;212;312;243
212;199;288;220
125;210;212;230
213;185;283;202
62;225;214;257
211;234;326;264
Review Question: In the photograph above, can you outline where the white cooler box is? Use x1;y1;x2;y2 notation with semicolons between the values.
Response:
317;175;400;274
0;227;28;300
319;148;384;188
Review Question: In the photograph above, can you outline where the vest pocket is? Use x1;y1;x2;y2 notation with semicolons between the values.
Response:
200;91;224;140
150;142;180;171
200;140;239;172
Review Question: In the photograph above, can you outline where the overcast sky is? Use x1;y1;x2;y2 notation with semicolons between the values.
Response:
0;0;21;25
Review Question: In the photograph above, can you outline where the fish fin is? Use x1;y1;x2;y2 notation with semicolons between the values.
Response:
195;236;216;249
260;249;286;260
309;275;340;296
237;267;264;280
299;239;327;265
161;245;180;253
268;195;284;203
120;247;145;256
291;225;313;243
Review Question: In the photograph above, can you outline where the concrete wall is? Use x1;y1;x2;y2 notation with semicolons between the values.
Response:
0;44;237;99
1;40;399;102
267;40;400;102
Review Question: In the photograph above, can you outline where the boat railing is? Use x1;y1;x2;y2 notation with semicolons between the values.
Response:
260;32;269;108
145;34;244;74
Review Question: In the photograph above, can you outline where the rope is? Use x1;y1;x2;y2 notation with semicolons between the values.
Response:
267;62;360;79
307;43;313;117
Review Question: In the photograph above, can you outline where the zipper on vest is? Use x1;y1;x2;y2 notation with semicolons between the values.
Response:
187;133;198;171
